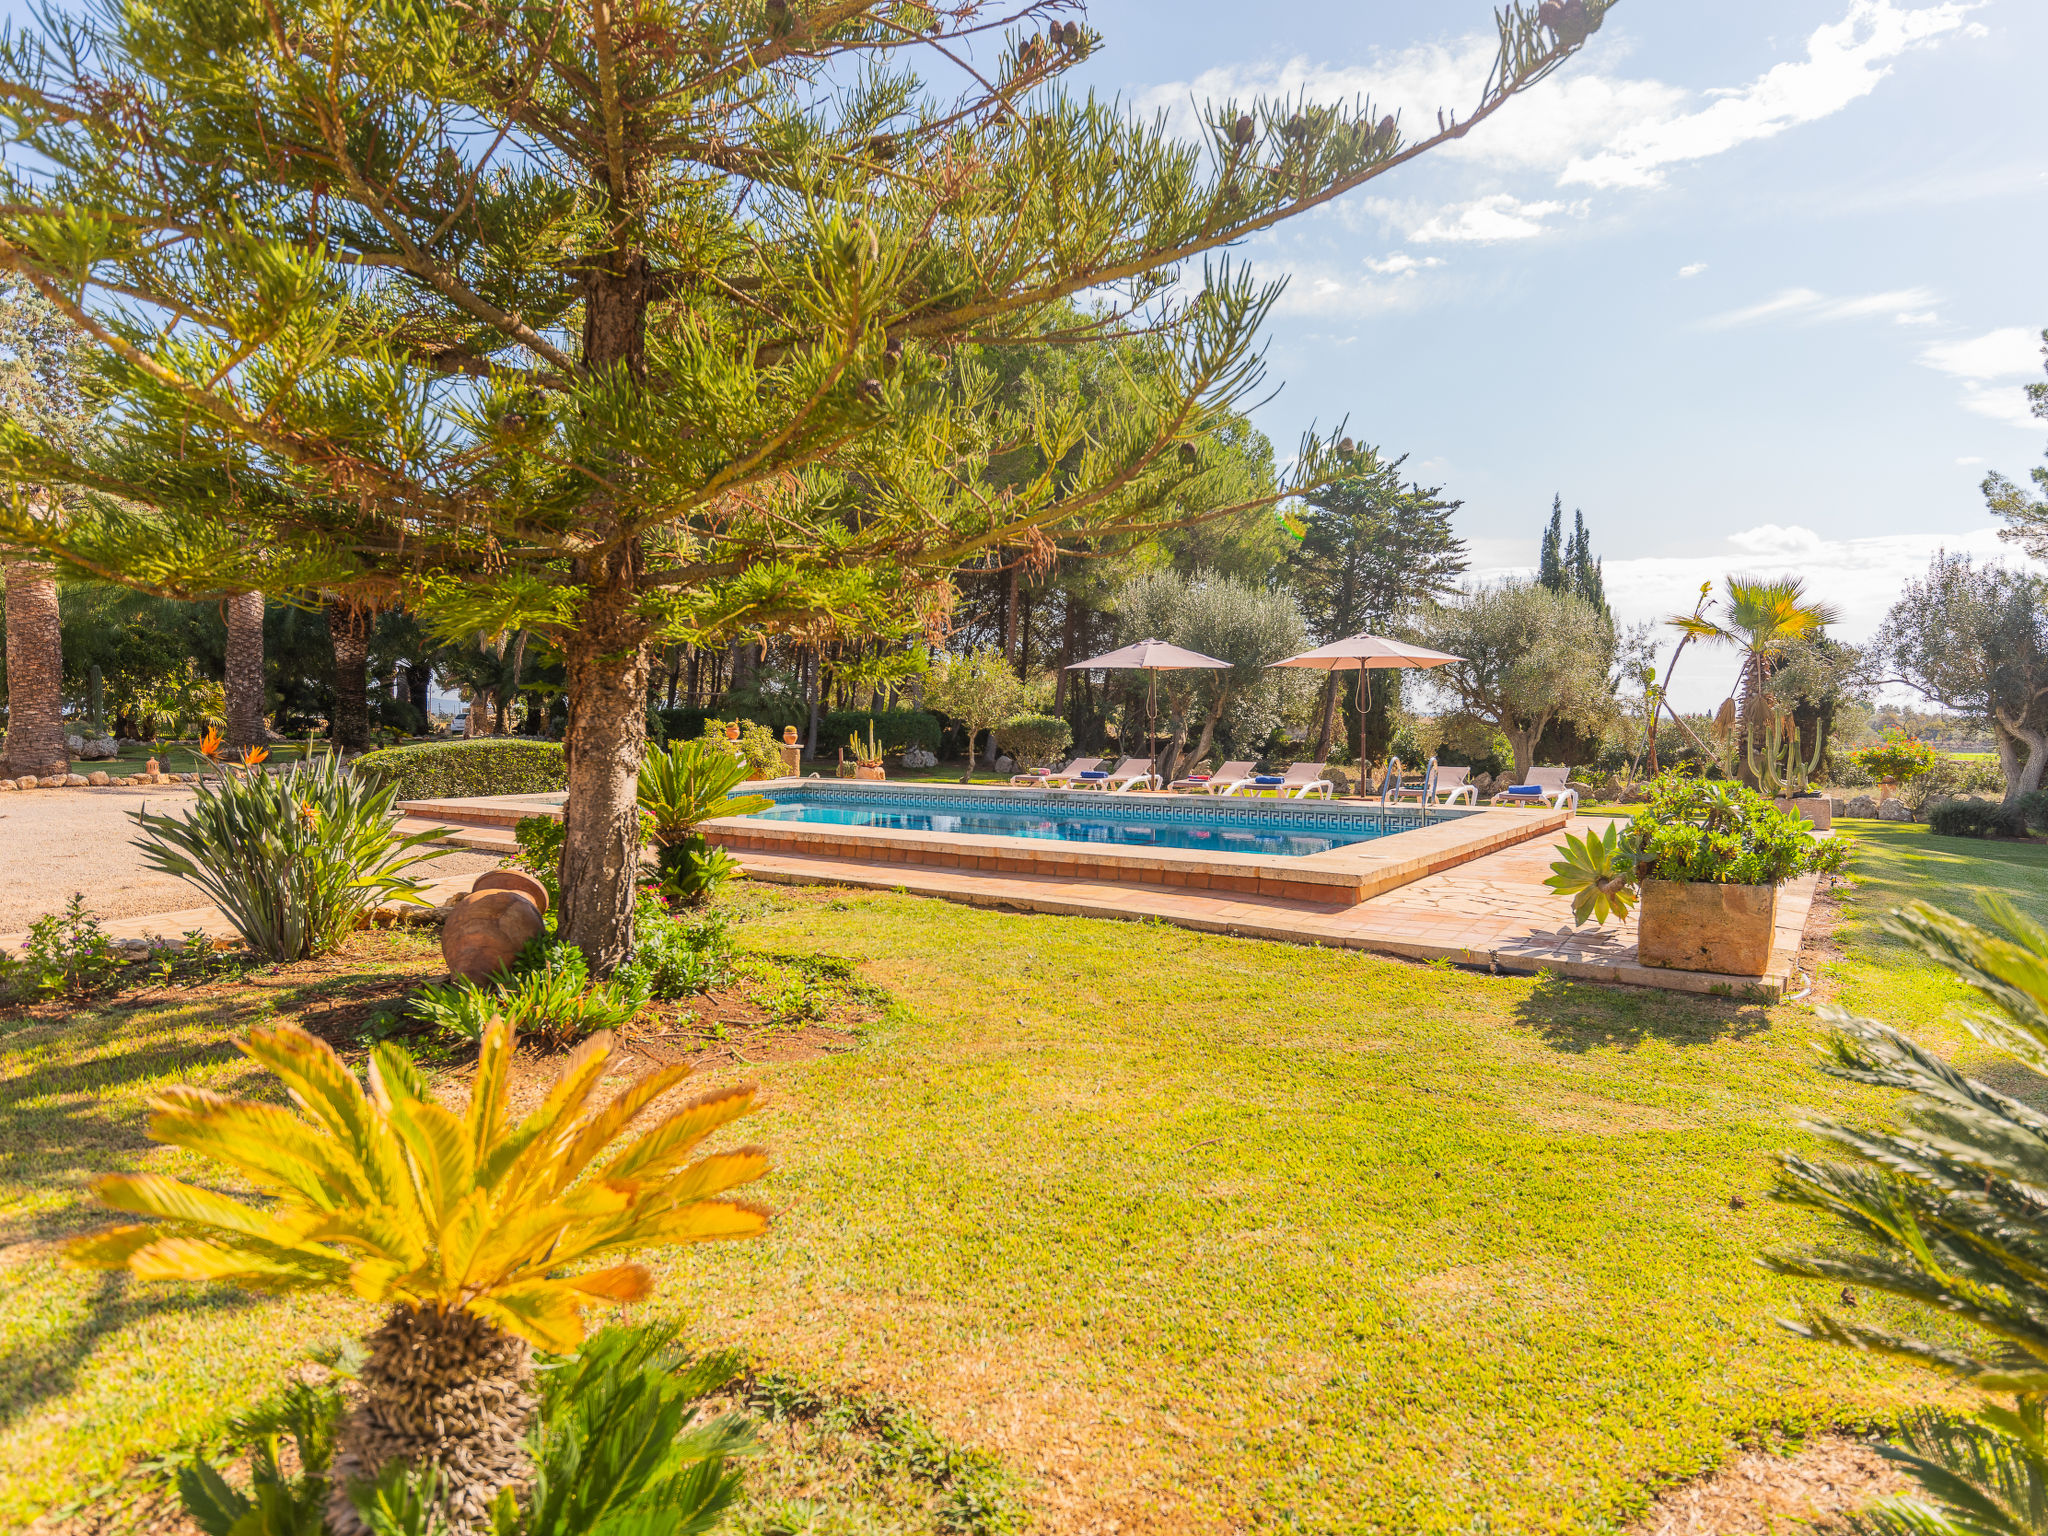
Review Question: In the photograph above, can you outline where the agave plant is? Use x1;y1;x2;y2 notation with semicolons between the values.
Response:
133;751;446;961
1767;896;2048;1534
1542;820;1638;923
66;1019;770;1534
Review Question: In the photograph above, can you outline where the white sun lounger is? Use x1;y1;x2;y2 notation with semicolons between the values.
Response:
1226;762;1333;801
1074;757;1155;792
1490;764;1577;814
1167;760;1256;794
1034;757;1103;787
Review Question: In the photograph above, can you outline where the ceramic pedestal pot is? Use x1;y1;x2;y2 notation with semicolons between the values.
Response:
1636;880;1779;976
442;888;546;982
853;765;886;781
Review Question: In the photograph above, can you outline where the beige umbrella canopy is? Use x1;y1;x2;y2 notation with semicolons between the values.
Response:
1268;634;1463;778
1067;639;1232;766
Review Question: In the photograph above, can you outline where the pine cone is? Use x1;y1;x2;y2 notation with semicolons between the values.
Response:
1336;437;1355;457
1178;442;1198;465
1231;114;1255;147
858;376;884;401
1545;0;1590;46
1373;115;1397;153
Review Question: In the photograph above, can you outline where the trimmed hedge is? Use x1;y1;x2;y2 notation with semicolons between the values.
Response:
1927;796;2029;839
818;709;943;757
353;738;566;800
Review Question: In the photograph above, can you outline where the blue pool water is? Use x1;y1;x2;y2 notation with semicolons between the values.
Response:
746;788;1438;858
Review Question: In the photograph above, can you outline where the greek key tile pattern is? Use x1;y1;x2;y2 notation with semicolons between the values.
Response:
758;783;1467;837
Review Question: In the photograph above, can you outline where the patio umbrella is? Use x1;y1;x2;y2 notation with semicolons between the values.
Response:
1267;634;1463;787
1066;639;1232;771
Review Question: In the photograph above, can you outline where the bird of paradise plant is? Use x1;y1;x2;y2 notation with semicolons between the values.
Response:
67;1018;769;1534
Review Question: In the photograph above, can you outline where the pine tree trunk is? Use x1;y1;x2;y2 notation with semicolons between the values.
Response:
0;557;66;780
326;599;370;751
224;590;266;751
326;1304;536;1536
407;659;431;724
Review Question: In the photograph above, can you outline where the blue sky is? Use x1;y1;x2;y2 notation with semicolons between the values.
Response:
1056;0;2048;706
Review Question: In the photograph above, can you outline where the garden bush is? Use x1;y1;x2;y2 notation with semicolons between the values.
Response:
1926;796;2029;839
656;706;713;742
354;738;566;799
2021;788;2048;832
133;754;446;961
410;937;651;1047
818;708;943;758
0;893;122;1001
995;713;1072;769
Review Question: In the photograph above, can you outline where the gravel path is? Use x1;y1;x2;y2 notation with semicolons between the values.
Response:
0;784;505;934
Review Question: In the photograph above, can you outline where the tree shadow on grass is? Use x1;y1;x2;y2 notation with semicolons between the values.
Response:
0;1269;262;1431
1509;970;1775;1053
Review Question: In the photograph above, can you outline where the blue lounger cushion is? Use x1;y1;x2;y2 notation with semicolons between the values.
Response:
1078;771;1110;779
1253;775;1286;785
1502;784;1544;796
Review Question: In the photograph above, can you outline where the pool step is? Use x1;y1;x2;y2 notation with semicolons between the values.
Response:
396;815;519;853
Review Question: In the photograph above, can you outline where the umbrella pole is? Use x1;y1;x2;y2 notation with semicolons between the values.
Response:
1146;669;1158;783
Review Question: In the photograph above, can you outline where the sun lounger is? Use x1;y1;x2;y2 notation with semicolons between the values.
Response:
1383;759;1475;809
1034;757;1103;787
1226;761;1333;801
1167;759;1256;794
1075;757;1155;792
1431;766;1476;806
1490;765;1577;813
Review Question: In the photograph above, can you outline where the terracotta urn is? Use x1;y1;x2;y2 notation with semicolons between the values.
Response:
725;723;741;741
783;725;799;745
145;757;159;775
469;869;550;914
854;764;886;781
441;888;545;982
1636;880;1778;976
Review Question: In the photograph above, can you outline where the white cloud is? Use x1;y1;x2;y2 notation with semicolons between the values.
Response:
1408;193;1584;244
1678;262;1708;278
1562;0;1978;190
1894;310;1940;326
1957;455;1985;465
1362;252;1444;276
1469;522;2031;710
1919;326;2044;380
1702;285;1940;329
1957;383;2041;431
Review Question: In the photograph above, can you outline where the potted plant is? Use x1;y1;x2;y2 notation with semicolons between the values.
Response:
1852;730;1934;813
1545;775;1843;975
850;723;887;781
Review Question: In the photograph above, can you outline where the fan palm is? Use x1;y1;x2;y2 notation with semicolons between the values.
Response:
65;1019;769;1534
1668;577;1839;753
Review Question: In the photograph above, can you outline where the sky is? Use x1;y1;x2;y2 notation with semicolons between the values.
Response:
1049;0;2048;708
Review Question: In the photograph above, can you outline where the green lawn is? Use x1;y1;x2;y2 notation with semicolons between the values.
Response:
0;821;2032;1532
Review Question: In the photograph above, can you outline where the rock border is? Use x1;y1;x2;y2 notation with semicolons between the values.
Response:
0;770;208;791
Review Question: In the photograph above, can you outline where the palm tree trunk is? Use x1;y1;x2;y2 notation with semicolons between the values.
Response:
0;557;67;780
224;590;266;751
326;598;370;752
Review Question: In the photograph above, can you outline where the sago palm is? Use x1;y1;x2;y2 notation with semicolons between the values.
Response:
66;1018;770;1535
1668;577;1839;756
1768;897;2048;1534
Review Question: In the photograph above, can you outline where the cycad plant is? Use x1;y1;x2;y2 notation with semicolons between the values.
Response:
133;751;446;961
66;1019;770;1534
638;740;771;903
1768;896;2048;1534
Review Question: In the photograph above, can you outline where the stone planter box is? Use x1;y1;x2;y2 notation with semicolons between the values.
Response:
853;764;886;781
1637;879;1779;976
1773;795;1833;830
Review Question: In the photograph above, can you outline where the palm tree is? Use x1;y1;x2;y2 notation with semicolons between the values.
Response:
223;590;267;752
0;555;67;780
1668;577;1839;760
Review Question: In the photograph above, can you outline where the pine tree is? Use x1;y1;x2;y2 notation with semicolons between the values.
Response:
1536;494;1566;594
1568;508;1607;616
0;0;1615;968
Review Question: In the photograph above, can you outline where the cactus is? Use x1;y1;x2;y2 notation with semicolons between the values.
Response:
850;722;885;768
1746;710;1823;798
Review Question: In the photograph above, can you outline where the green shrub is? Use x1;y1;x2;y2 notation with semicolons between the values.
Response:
0;893;122;1001
631;896;738;998
2021;788;2048;832
703;718;784;779
1850;729;1937;784
513;813;567;908
353;738;567;800
411;938;650;1048
818;708;943;758
995;713;1072;769
134;755;446;961
1927;796;2029;839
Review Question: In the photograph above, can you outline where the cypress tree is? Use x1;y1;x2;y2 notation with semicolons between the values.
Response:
1536;494;1566;593
0;0;1614;968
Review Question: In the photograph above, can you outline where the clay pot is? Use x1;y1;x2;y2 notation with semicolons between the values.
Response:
1637;880;1778;976
441;889;545;982
469;869;550;914
725;724;741;741
783;726;799;745
145;758;159;775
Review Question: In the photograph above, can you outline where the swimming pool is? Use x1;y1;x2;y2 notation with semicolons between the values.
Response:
745;785;1450;858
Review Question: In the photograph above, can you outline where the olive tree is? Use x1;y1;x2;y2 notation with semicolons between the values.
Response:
1416;578;1615;782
